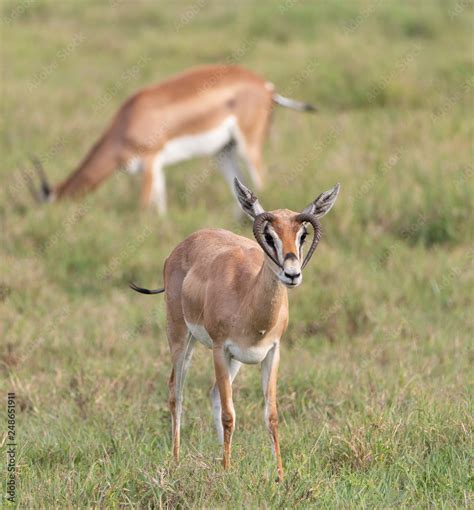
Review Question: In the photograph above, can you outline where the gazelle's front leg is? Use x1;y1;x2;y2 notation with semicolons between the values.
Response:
261;342;283;481
141;154;167;215
212;346;236;469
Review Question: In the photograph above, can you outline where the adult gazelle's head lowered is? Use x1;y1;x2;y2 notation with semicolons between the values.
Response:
23;65;316;214
234;178;340;288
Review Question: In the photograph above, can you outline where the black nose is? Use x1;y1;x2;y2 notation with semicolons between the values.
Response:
284;271;301;280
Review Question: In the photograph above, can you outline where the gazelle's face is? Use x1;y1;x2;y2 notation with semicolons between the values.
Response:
262;210;306;288
233;177;339;289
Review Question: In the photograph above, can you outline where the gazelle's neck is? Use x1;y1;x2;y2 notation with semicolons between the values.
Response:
243;257;288;335
54;132;117;199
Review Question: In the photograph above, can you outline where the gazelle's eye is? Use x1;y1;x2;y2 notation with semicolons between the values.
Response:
265;232;275;248
300;232;307;244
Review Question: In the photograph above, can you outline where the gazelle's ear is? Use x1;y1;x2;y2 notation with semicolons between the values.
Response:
302;183;340;218
233;178;265;219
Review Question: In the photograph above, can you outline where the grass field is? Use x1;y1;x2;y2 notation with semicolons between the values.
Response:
1;1;473;507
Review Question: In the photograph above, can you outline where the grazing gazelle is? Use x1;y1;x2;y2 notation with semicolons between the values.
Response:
27;64;316;214
130;178;339;480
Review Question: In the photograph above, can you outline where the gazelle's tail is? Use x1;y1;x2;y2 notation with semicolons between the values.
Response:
129;282;165;295
272;93;317;112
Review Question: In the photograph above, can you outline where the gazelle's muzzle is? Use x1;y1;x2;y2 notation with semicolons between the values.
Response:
281;253;302;287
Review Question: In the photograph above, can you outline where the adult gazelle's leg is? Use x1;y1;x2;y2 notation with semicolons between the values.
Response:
215;141;245;189
168;331;196;462
141;154;167;215
235;103;271;191
215;141;246;218
212;346;236;469
140;155;154;208
261;342;283;481
210;358;241;444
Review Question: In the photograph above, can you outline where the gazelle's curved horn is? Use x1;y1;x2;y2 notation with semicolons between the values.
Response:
29;155;51;199
294;213;322;269
252;212;283;269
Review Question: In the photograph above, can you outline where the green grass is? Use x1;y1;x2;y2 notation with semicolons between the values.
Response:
1;0;473;507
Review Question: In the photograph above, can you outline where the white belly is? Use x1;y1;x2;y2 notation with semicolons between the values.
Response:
185;321;275;364
125;116;237;175
159;115;236;167
224;340;275;364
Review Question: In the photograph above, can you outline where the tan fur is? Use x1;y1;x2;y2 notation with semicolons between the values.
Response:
51;65;274;205
163;211;309;482
166;228;289;347
133;180;339;481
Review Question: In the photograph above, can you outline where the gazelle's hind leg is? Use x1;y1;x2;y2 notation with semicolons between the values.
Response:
210;357;241;444
168;327;196;462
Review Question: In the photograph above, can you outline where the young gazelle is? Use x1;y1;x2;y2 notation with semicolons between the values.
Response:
26;64;315;214
130;179;339;480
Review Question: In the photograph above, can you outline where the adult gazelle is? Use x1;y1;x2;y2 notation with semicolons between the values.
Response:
27;65;316;214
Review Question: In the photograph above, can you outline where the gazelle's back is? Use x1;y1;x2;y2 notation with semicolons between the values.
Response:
164;228;263;281
118;65;271;146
